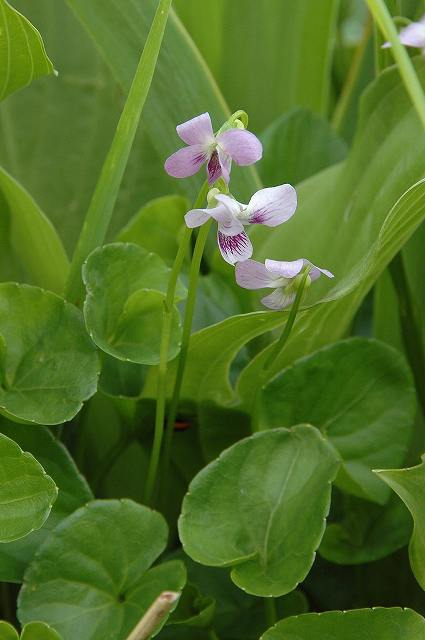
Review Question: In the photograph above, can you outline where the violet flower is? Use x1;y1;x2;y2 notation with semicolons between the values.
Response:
184;185;297;264
236;258;334;309
382;16;425;52
164;112;262;185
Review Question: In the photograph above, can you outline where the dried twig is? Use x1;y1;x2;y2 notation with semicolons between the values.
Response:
125;591;180;640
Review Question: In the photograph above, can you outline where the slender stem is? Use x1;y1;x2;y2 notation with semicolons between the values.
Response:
367;0;425;131
208;631;220;640
161;218;213;496
264;597;277;628
252;270;310;432
389;253;425;417
143;181;208;505
125;591;180;640
332;15;372;133
65;0;173;305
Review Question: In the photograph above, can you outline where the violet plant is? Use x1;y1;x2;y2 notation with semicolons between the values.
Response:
1;0;425;639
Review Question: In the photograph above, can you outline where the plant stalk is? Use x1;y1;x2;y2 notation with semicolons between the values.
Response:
252;270;310;432
65;0;173;305
367;0;425;131
264;597;277;628
125;591;180;640
143;181;208;505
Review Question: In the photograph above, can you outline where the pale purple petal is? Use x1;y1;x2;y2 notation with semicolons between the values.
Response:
217;129;263;166
214;194;242;218
207;150;224;184
176;112;214;145
218;147;231;183
165;145;208;178
261;288;296;310
265;259;304;279
246;184;297;226
205;202;241;235
184;208;210;228
307;262;335;281
235;260;279;290
217;229;252;265
382;20;425;49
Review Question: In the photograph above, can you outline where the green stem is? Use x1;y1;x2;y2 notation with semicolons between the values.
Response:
65;0;173;305
367;0;425;131
389;252;425;417
143;181;209;505
332;14;372;133
160;218;213;496
264;597;277;628
252;270;310;432
208;631;220;640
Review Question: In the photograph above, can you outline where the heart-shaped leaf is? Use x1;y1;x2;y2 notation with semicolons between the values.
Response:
259;338;415;504
0;283;99;425
260;607;425;639
21;622;62;640
0;432;57;542
0;0;54;102
0;421;93;582
179;425;340;596
18;499;186;640
376;457;425;590
83;243;184;365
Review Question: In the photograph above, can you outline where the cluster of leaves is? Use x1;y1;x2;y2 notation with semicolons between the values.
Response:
0;0;425;639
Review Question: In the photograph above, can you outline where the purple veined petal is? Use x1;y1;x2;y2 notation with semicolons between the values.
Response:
246;184;297;226
165;144;208;178
261;288;296;310
217;229;253;265
265;258;304;279
207;150;224;184
235;260;279;290
176;112;215;146
217;128;263;166
184;208;210;229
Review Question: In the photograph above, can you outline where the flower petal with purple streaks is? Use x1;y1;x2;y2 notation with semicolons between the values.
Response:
165;145;208;178
207;150;224;184
176;112;215;145
247;185;297;226
217;129;263;165
217;229;253;264
235;260;280;289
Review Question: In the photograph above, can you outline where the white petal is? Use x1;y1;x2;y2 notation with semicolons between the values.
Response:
246;185;297;227
217;229;252;265
184;208;210;228
177;112;214;146
399;21;425;48
261;288;296;310
235;260;279;290
265;259;304;279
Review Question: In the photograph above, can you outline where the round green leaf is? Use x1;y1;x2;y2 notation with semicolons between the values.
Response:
260;338;415;504
376;457;425;590
18;499;186;640
0;621;18;640
0;421;93;582
83;243;184;365
179;425;340;597
0;432;57;542
260;607;425;639
0;283;99;425
21;622;62;640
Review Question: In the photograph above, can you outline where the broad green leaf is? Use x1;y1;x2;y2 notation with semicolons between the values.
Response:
0;166;69;293
21;622;62;640
0;621;18;639
99;354;147;399
179;425;340;597
259;108;347;186
0;283;99;424
117;195;189;266
198;401;250;461
18;499;186;640
148;59;425;409
83;243;184;365
0;420;93;582
376;457;425;590
165;583;216;630
0;0;54;101
260;607;425;639
320;493;412;565
259;338;415;504
174;1;339;129
0;432;57;542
